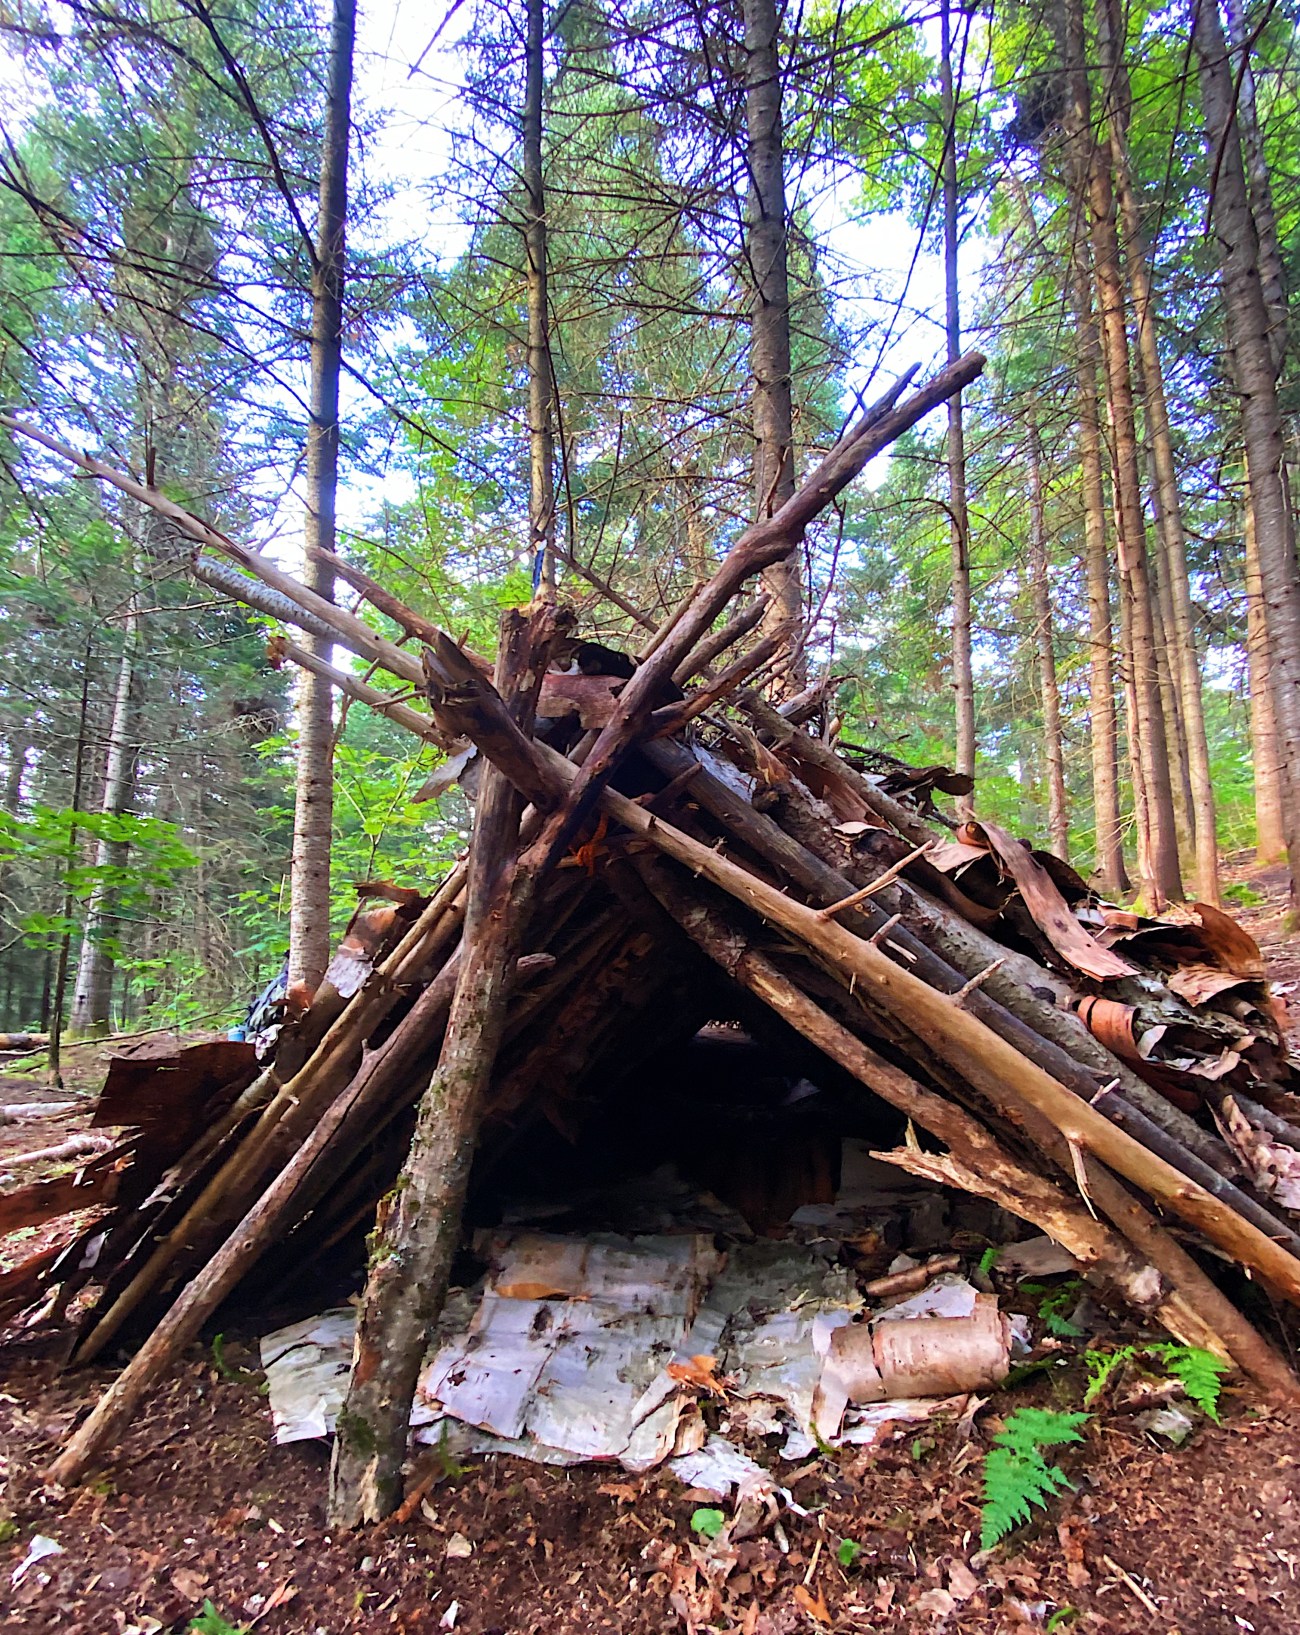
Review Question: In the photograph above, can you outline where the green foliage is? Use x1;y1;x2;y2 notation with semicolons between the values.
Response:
1045;1608;1079;1631
977;1245;1002;1278
837;1538;862;1569
189;1603;248;1635
980;1409;1090;1550
690;1507;726;1540
1022;1280;1085;1339
1084;1344;1230;1421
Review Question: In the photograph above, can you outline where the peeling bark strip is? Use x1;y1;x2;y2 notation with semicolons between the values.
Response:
327;605;556;1529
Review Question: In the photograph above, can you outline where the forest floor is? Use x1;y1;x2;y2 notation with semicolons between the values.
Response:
1;870;1300;1633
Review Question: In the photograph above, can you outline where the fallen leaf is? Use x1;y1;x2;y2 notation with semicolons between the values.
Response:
667;1355;729;1397
947;1560;979;1601
1057;1521;1090;1589
250;1579;298;1626
445;1532;474;1559
492;1281;573;1301
597;1481;640;1502
169;1566;209;1602
793;1583;831;1624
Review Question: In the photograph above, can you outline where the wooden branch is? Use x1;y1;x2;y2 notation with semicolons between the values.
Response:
648;634;784;735
633;856;1240;1353
47;952;464;1489
814;844;933;919
512;357;986;877
192;555;336;643
71;862;469;1366
672;594;771;686
1;1132;113;1168
761;759;1240;1175
313;547;447;650
0;1100;79;1123
422;631;563;809
1091;1086;1300;1257
0;415;428;692
739;690;941;848
328;603;555;1528
580;784;1300;1304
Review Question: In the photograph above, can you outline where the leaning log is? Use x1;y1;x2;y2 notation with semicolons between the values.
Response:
328;603;555;1528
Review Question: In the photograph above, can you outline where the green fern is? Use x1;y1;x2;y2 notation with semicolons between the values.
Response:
980;1408;1090;1551
1146;1344;1230;1422
1083;1345;1135;1407
1021;1280;1085;1338
1083;1343;1228;1421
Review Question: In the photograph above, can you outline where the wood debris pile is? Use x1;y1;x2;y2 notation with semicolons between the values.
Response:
4;356;1300;1518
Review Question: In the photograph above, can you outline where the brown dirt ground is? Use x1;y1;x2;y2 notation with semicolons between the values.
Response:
2;887;1300;1633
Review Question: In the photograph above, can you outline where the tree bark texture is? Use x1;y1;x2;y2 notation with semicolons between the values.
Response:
328;608;553;1528
1100;0;1219;901
743;0;803;674
1073;0;1181;906
1245;494;1286;862
290;0;355;992
1223;0;1288;377
1194;0;1300;912
1025;412;1069;860
1064;202;1128;893
524;0;557;596
940;0;975;802
71;586;141;1035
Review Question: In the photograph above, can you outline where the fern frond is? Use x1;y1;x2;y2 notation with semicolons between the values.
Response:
1147;1344;1230;1422
1083;1345;1135;1406
995;1407;1089;1456
979;1409;1090;1550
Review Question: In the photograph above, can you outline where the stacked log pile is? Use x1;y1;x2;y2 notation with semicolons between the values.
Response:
4;358;1300;1526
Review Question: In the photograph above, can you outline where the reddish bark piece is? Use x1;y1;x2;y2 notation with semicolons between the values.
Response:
1184;901;1268;982
1167;964;1254;1007
963;821;1137;980
0;1147;124;1236
92;1039;257;1133
537;671;622;727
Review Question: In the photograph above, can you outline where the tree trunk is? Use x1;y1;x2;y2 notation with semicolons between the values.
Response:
328;607;553;1528
71;588;140;1035
1065;210;1128;893
1223;0;1288;377
1025;412;1069;860
940;0;975;804
743;0;803;678
1074;0;1181;906
1245;490;1286;862
1194;0;1300;914
2;734;26;813
49;640;94;1086
1144;510;1194;855
1101;0;1218;900
290;0;355;993
524;0;557;597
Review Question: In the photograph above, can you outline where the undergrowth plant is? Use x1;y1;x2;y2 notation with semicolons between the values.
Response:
1083;1343;1230;1420
980;1408;1090;1550
189;1603;248;1635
